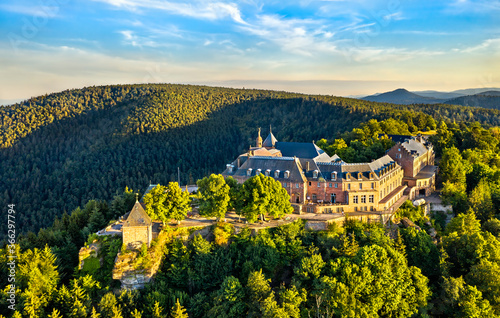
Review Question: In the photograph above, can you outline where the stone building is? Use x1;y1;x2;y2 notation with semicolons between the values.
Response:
122;200;153;249
386;134;437;199
222;129;411;214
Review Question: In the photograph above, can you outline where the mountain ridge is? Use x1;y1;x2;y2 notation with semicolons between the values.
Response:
361;87;500;107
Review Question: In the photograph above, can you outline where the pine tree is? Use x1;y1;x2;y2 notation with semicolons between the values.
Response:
90;307;101;318
152;301;164;318
131;309;142;318
171;299;189;318
393;229;407;258
48;308;63;318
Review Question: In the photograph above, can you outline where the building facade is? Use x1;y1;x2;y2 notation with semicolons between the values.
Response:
122;200;153;248
386;135;437;199
223;129;436;214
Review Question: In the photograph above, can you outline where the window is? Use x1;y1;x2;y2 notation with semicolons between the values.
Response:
309;182;312;186
380;191;383;198
398;148;401;151
265;169;271;177
370;172;374;180
359;183;363;190
284;170;290;178
371;182;374;189
354;207;358;212
396;153;401;159
312;194;317;201
369;195;374;203
256;168;261;175
358;172;362;180
346;173;351;180
353;195;358;204
329;183;332;188
313;170;318;178
295;183;299;188
332;172;337;180
361;195;366;203
317;182;321;187
283;182;287;188
274;170;280;178
348;184;351;190
247;168;252;176
335;183;338;188
331;194;336;203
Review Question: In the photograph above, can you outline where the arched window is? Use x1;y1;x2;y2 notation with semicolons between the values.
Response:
358;172;362;180
274;170;280;178
346;172;351;181
284;170;290;178
265;169;271;177
256;169;261;175
247;168;252;176
313;170;318;178
331;171;337;180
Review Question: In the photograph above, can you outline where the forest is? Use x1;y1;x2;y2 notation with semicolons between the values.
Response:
2;84;500;240
1;85;500;317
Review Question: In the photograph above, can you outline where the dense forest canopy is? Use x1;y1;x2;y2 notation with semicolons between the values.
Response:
1;82;500;316
2;84;500;240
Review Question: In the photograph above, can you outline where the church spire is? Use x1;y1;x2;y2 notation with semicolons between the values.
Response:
256;127;263;148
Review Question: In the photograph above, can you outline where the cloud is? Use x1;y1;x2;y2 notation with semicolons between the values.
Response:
91;0;247;24
0;3;60;18
447;0;500;13
459;37;500;53
239;14;338;56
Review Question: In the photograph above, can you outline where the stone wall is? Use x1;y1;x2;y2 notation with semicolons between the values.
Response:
123;225;151;248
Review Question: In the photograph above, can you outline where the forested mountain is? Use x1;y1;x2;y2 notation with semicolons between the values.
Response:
361;88;445;104
2;84;500;239
445;91;500;110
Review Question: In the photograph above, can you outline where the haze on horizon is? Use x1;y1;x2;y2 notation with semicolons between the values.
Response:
0;0;499;105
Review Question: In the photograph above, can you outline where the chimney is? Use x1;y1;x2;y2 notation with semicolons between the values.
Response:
306;161;310;171
237;157;241;168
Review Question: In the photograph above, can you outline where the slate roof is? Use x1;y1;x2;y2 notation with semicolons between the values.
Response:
263;132;278;147
316;155;397;181
123;201;152;227
275;142;328;159
229;156;306;182
402;139;428;157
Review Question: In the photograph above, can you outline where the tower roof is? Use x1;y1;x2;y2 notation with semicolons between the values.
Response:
263;131;278;147
123;201;152;227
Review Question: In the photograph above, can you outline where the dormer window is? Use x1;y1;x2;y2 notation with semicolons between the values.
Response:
274;170;280;178
265;169;271;177
358;172;362;180
332;171;337;181
346;172;351;181
247;168;252;176
370;172;374;180
256;169;261;175
313;170;319;178
226;164;233;173
284;170;290;178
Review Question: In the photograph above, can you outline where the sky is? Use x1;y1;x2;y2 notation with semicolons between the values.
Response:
0;0;499;104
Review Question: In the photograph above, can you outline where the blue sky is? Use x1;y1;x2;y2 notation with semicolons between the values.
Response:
0;0;499;104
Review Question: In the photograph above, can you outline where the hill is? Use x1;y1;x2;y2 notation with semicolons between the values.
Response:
444;90;500;110
2;83;500;239
412;90;464;100
361;88;445;104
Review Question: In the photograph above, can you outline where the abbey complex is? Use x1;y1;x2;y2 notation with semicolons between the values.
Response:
222;128;437;215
